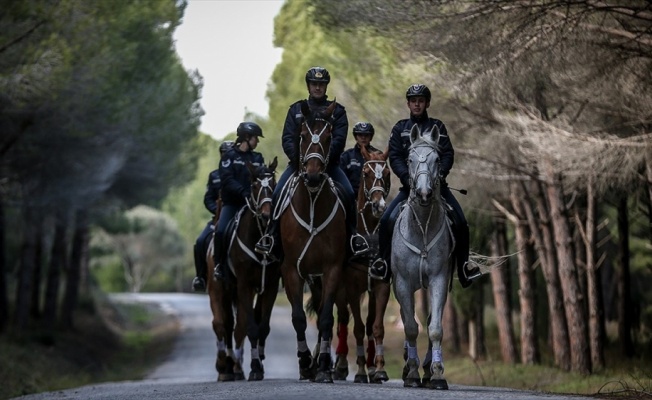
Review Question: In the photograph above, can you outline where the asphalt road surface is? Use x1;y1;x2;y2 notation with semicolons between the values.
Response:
14;292;587;400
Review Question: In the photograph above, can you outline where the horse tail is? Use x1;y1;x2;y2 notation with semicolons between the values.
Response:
306;277;323;317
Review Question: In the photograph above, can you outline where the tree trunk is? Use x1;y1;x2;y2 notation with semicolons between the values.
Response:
30;218;44;318
616;195;635;358
61;210;88;328
543;159;590;374
0;199;7;333
43;211;67;333
489;216;517;363
524;180;570;370
468;284;486;360
15;206;37;332
583;179;605;371
510;183;539;364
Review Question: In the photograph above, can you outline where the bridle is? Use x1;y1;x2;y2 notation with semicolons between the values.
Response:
408;143;441;203
358;159;390;235
298;115;333;189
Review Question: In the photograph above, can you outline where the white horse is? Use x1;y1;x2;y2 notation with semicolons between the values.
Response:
391;123;454;390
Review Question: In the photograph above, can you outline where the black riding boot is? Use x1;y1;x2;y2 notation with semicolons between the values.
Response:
213;232;226;281
192;243;207;291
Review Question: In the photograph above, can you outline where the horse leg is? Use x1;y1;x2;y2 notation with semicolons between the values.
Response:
350;291;368;383
370;280;391;383
314;264;341;383
394;277;421;388
251;281;279;380
426;276;450;390
283;268;313;380
333;285;349;381
209;280;233;382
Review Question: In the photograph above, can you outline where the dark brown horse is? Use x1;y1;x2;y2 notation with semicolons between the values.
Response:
230;158;280;381
333;146;392;383
206;158;278;382
279;100;346;383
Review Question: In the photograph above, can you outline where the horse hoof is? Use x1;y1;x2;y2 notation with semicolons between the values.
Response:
314;371;334;383
353;374;368;383
332;367;348;380
371;370;389;383
403;378;422;388
234;372;245;381
248;371;264;381
218;373;235;382
428;379;448;390
299;368;315;381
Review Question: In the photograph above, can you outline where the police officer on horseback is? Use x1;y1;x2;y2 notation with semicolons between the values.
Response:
192;140;234;292
255;66;370;258
369;84;481;287
340;122;381;194
213;122;265;281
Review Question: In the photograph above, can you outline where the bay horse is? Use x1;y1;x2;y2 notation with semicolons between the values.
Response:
391;123;454;390
229;158;280;381
278;100;346;383
333;146;392;383
206;157;278;382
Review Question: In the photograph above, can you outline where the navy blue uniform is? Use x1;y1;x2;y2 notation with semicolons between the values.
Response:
378;112;466;265
194;169;222;280
340;144;381;194
216;146;264;238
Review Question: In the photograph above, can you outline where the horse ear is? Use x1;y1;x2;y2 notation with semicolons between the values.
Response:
382;146;389;160
301;100;311;118
246;161;255;175
429;125;441;144
360;144;370;160
270;156;278;171
409;124;421;144
325;98;337;117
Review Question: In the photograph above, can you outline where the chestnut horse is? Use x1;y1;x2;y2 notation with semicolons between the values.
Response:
206;158;279;382
333;146;392;383
278;100;346;383
230;158;280;381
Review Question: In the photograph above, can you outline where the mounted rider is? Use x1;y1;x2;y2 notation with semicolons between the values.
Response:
368;84;481;287
340;122;382;195
213;122;265;280
192;140;234;292
255;66;370;258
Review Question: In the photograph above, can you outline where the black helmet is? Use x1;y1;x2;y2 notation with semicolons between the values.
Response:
219;140;234;154
405;84;431;102
236;122;264;139
352;122;375;137
305;67;331;84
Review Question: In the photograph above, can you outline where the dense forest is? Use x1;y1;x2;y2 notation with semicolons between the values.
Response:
1;0;651;379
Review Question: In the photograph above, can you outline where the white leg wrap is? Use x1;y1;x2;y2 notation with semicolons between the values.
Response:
320;340;331;354
407;344;418;360
216;339;226;352
298;340;309;353
251;348;260;360
433;349;443;363
375;344;384;356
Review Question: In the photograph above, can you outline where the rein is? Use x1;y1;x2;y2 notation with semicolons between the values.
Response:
358;159;389;236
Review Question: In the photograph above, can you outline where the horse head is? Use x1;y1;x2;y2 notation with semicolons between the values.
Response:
246;156;278;224
360;145;391;218
408;124;441;206
298;100;336;187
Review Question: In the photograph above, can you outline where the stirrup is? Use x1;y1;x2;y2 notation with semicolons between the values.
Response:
462;262;482;282
350;234;370;256
369;258;388;281
255;234;274;255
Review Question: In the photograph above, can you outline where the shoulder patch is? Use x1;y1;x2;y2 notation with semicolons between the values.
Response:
221;159;231;168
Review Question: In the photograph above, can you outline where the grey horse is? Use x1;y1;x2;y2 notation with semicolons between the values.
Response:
391;123;454;390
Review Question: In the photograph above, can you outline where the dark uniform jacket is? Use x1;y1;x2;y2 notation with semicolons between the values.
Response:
340;144;381;194
219;146;264;207
203;169;221;215
388;112;454;193
281;96;348;170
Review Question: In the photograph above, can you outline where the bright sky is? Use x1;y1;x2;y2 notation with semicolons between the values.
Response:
173;0;284;140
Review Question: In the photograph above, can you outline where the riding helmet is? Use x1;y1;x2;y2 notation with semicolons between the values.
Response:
219;140;234;154
352;122;375;138
236;122;264;139
305;67;331;85
405;84;431;102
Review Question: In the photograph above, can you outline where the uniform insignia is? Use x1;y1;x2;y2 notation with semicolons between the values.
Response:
315;71;323;78
221;159;231;168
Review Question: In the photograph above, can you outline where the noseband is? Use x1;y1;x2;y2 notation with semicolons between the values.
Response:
408;144;440;201
246;172;275;219
299;117;332;172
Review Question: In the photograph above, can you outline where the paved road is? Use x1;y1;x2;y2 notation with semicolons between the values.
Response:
14;292;587;400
